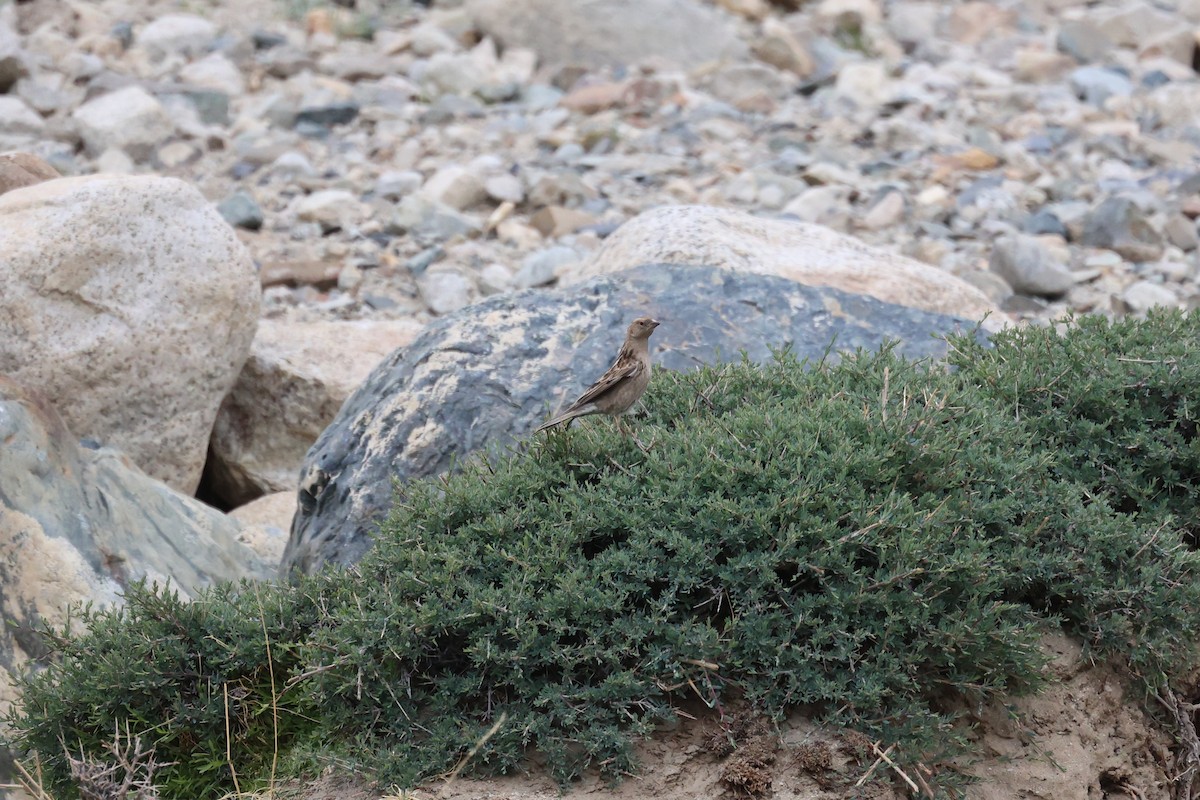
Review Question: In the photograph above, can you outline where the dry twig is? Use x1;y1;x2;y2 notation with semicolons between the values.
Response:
1157;687;1200;800
66;721;173;800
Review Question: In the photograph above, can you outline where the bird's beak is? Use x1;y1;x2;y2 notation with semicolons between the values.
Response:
649;319;660;328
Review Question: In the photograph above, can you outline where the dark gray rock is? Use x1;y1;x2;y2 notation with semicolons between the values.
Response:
1080;196;1164;262
252;30;287;50
179;88;231;126
0;374;268;601
1142;70;1171;89
217;190;264;231
405;245;446;276
295;102;360;129
282;263;988;576
364;293;399;310
956;175;1005;209
1023;209;1068;238
111;21;134;50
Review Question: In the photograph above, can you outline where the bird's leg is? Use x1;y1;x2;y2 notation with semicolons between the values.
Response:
616;415;652;451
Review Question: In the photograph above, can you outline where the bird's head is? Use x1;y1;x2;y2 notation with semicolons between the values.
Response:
627;317;661;341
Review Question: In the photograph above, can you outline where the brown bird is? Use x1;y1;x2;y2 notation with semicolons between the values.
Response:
535;316;660;434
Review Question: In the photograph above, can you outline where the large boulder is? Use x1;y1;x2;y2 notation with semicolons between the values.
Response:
282;263;987;576
467;0;746;71
0;376;269;748
561;205;1002;324
0;175;260;493
207;318;425;508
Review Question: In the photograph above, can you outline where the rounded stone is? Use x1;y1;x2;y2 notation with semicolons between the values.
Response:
0;175;261;493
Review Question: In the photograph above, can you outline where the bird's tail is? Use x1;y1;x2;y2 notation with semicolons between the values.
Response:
534;406;592;434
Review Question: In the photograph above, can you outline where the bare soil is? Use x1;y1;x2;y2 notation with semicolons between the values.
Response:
282;634;1178;800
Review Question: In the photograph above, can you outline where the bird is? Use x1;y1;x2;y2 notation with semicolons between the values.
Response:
535;316;660;435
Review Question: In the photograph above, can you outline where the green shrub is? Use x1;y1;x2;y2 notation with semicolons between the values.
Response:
949;311;1200;539
946;310;1200;684
301;338;1200;788
12;582;320;799
9;312;1200;797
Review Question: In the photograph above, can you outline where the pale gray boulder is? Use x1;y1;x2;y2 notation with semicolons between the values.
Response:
559;205;1001;324
0;175;261;494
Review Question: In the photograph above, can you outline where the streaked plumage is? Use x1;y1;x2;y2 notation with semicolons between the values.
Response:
535;317;660;433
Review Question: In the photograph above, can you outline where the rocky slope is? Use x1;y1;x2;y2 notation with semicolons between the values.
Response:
5;0;1200;515
5;0;1200;328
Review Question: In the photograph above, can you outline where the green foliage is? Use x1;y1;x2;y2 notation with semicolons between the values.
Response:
946;310;1200;683
948;311;1200;535
12;582;320;799
9;311;1200;797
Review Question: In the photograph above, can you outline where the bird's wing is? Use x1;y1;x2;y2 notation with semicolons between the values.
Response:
569;359;642;410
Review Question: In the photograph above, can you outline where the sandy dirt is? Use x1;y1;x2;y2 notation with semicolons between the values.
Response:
281;634;1181;800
